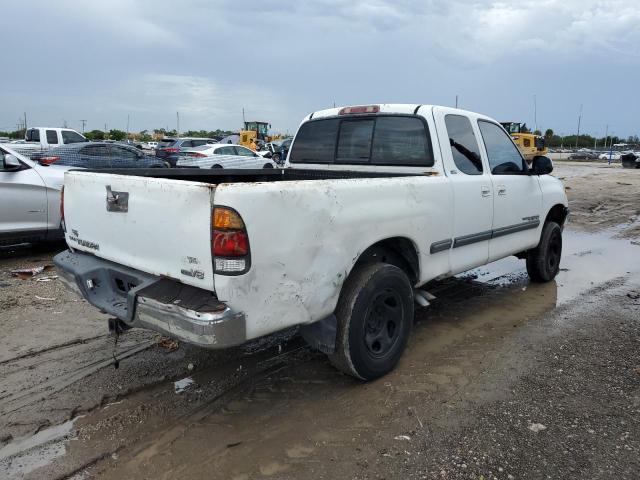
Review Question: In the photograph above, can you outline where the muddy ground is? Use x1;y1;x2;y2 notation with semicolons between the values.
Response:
1;161;639;479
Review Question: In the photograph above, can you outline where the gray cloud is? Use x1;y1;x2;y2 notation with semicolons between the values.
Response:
0;0;638;137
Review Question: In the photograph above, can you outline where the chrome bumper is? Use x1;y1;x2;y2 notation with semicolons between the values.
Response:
54;250;245;349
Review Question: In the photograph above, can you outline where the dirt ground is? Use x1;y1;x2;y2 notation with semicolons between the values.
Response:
1;162;639;479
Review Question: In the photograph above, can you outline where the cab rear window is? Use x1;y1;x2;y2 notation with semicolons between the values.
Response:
289;115;433;167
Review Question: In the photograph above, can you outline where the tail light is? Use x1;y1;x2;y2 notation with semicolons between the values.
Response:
39;156;60;165
212;207;250;274
60;186;66;232
188;152;207;157
164;147;180;153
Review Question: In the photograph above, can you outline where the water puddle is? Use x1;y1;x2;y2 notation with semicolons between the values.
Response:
0;417;80;479
464;228;640;304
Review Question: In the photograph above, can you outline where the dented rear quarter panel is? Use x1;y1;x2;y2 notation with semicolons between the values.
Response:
214;175;453;340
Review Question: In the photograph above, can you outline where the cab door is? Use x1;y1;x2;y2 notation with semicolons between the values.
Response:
433;107;493;273
476;121;543;261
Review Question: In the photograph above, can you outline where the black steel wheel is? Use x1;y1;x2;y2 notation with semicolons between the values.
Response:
526;221;562;283
329;263;413;380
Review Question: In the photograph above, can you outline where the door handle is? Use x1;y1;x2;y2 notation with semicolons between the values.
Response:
497;186;507;196
481;186;491;197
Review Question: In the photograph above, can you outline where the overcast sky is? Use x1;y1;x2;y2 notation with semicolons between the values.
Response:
1;0;638;138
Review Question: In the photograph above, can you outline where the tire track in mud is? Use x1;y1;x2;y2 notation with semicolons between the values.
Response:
0;334;109;367
0;340;156;415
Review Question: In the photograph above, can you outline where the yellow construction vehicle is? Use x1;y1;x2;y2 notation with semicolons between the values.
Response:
500;122;548;161
239;121;282;148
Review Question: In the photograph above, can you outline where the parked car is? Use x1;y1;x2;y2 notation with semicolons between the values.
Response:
55;103;567;381
260;139;292;164
177;144;275;169
0;144;71;247
20;127;88;151
568;151;598;160
621;153;639;169
598;151;622;160
155;138;216;165
141;141;158;151
30;142;167;169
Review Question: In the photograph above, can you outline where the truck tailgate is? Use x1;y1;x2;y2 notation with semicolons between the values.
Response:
63;171;215;290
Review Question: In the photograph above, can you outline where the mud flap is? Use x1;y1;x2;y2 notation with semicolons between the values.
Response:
299;315;337;354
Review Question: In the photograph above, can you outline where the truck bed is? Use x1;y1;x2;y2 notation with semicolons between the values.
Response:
78;167;417;183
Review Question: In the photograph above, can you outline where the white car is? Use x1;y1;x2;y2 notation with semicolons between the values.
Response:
598;151;622;160
0;144;73;247
177;143;276;169
55;104;567;380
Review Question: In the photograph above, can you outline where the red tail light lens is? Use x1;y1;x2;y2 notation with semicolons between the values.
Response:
164;147;180;153
39;156;60;165
188;152;207;157
212;207;250;273
213;230;249;256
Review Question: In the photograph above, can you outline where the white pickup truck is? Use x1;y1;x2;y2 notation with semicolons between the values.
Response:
54;104;568;380
8;127;88;151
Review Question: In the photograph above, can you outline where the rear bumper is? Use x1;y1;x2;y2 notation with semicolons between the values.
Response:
54;250;246;349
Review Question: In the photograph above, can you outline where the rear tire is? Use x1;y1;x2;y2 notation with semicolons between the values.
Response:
263;163;274;169
526;221;562;283
329;263;413;380
211;164;223;169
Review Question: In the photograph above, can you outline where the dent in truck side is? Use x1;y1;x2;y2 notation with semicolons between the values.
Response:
213;173;454;340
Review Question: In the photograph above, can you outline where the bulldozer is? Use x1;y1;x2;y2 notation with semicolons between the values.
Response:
500;122;548;161
239;121;282;148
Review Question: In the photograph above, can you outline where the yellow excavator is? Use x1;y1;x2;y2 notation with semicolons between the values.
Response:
239;121;282;148
500;122;547;161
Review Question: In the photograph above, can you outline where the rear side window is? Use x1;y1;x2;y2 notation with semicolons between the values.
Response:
180;140;192;148
46;130;58;145
445;115;483;175
371;117;431;166
215;146;236;155
234;146;257;157
82;145;109;156
289;116;433;166
191;140;208;147
478;121;526;175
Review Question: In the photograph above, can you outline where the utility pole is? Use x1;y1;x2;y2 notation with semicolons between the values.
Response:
176;112;180;136
242;108;245;125
126;114;130;136
105;123;108;139
604;124;609;150
533;94;537;133
23;112;27;132
575;104;582;149
80;119;87;133
455;95;458;108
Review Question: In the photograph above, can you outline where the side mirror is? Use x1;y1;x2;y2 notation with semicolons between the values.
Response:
2;154;22;171
531;155;553;175
264;151;273;159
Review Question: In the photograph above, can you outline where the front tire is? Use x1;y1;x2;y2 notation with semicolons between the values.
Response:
526;221;562;282
329;263;413;380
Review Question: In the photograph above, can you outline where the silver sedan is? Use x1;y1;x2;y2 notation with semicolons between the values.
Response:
177;144;276;169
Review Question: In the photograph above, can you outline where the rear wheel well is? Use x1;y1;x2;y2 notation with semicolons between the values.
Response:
353;237;419;285
545;204;568;227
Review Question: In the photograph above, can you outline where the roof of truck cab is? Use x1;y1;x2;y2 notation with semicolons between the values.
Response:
307;104;491;121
